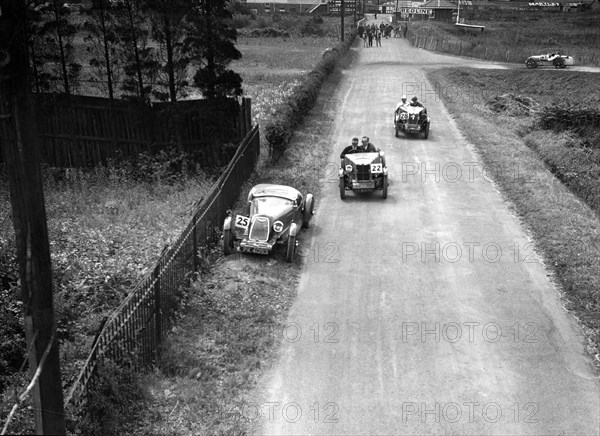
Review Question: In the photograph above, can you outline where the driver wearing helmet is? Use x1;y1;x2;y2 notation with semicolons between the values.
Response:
394;95;409;123
395;95;408;111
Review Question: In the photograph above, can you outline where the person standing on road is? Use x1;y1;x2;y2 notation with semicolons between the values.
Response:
375;29;382;47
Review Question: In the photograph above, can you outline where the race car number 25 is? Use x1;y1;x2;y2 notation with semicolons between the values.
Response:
235;215;250;229
371;163;383;174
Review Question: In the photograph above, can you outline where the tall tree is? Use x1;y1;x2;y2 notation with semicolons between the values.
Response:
82;0;121;100
114;0;157;101
185;0;243;98
0;1;66;433
144;0;192;101
32;0;81;94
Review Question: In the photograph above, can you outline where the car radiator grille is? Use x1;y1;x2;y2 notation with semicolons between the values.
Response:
249;217;269;242
356;164;371;181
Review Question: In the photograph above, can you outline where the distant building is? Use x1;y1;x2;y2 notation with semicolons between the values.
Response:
242;0;328;14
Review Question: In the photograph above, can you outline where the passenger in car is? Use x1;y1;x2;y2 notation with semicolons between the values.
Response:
358;136;377;152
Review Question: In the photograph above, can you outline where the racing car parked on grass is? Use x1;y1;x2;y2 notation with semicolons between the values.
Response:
395;105;430;139
223;184;314;262
339;151;388;199
525;52;574;69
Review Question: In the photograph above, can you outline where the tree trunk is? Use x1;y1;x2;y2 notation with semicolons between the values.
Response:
99;0;114;101
0;1;66;434
163;15;176;102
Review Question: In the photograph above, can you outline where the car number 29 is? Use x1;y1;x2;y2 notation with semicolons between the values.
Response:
371;163;383;174
235;215;250;229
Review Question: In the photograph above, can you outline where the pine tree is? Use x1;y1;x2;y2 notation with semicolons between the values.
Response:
185;0;242;98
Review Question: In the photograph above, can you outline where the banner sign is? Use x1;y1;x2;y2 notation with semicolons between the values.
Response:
401;7;434;15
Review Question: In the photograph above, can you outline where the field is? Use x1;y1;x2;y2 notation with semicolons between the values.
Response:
409;9;600;66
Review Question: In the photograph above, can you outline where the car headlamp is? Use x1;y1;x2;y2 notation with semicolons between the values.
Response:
273;221;284;233
345;164;353;172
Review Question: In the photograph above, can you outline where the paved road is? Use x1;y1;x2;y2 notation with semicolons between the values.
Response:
252;37;599;435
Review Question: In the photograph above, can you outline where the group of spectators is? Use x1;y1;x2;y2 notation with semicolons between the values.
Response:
357;22;408;48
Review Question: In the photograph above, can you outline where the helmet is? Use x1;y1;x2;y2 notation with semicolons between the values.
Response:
412;96;418;102
401;95;407;100
352;137;359;144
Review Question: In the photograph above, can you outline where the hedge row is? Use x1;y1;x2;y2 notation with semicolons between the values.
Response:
537;103;600;133
265;32;357;162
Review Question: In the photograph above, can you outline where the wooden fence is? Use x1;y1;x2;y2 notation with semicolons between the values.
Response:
0;94;252;167
64;124;260;412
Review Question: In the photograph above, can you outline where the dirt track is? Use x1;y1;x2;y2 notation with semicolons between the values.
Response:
249;33;600;435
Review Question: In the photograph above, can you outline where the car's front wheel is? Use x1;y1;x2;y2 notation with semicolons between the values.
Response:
553;57;566;69
223;228;234;255
302;194;314;228
286;235;296;262
382;175;388;199
339;177;346;199
423;122;430;139
526;59;537;69
395;123;400;138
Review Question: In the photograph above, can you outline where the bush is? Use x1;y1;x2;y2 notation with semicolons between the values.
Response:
537;103;600;132
300;17;326;37
264;31;357;162
232;13;252;29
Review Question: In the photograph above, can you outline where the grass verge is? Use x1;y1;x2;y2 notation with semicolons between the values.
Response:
427;67;600;363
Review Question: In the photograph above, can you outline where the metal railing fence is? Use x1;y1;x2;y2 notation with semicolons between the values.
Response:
64;124;260;411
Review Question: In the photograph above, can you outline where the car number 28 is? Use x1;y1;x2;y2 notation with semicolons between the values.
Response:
371;163;383;174
235;215;250;229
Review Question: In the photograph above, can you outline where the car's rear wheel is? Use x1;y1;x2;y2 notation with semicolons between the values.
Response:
339;177;346;199
302;194;314;228
382;175;388;199
423;122;430;139
223;228;234;255
526;59;537;69
286;235;296;262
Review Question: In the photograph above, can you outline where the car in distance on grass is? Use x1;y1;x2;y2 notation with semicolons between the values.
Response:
339;151;388;199
223;184;314;262
525;52;575;69
394;105;431;139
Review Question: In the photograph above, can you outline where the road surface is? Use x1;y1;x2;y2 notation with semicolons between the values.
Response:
251;33;599;435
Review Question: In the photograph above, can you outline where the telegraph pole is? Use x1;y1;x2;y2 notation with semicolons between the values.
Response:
0;1;66;434
341;0;345;41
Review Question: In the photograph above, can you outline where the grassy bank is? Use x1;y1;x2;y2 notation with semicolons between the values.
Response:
0;158;215;433
408;10;600;66
427;67;600;362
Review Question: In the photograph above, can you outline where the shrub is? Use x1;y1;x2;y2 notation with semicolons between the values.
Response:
264;31;357;162
537;103;600;132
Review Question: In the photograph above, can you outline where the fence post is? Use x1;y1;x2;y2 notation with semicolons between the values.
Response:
153;264;162;361
192;212;198;272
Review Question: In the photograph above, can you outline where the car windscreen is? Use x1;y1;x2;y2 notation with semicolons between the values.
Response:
251;196;293;214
